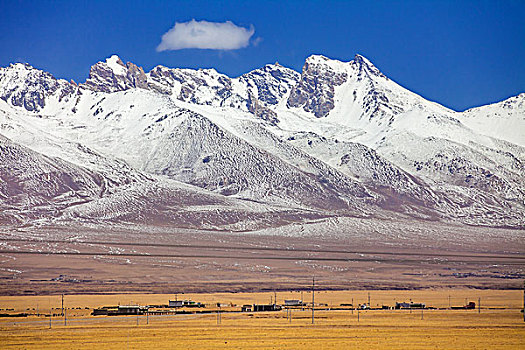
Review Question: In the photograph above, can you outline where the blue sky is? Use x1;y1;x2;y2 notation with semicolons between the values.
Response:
1;0;523;111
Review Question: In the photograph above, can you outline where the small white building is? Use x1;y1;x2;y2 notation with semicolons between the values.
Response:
168;300;204;308
169;300;183;308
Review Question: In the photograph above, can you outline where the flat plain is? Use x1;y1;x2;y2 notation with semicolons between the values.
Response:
0;290;524;349
1;220;524;295
1;222;523;348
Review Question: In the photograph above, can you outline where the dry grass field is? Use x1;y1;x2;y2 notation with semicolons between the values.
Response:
0;290;523;349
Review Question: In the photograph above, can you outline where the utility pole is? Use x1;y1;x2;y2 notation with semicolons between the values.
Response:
146;311;149;325
357;307;360;322
478;297;481;314
368;292;370;307
351;297;354;315
63;294;66;326
311;277;315;325
448;295;451;309
274;291;277;306
48;299;51;329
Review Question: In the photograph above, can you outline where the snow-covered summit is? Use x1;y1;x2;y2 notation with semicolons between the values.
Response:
105;55;127;75
0;61;76;112
0;54;523;229
82;55;150;93
460;93;525;147
351;53;387;79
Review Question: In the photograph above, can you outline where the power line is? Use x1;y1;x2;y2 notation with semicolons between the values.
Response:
311;277;315;325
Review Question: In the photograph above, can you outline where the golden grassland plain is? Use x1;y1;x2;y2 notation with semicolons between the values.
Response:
0;290;523;349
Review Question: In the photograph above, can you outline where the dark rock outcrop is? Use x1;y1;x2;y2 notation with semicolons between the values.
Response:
287;55;347;118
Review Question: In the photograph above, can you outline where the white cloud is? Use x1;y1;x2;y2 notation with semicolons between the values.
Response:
157;19;255;51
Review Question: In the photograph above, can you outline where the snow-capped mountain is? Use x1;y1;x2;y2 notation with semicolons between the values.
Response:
0;54;523;230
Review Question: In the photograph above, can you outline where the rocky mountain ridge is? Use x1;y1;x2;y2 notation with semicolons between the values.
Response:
0;54;523;230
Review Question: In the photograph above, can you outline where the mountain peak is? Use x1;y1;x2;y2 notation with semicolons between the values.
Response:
305;54;331;63
353;53;372;66
83;55;150;93
0;61;76;112
9;62;35;71
302;55;351;79
352;54;386;79
288;55;350;118
106;54;124;64
102;55;127;76
304;54;346;67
